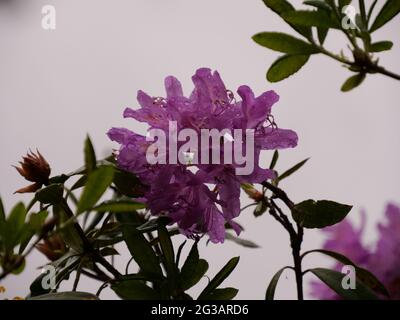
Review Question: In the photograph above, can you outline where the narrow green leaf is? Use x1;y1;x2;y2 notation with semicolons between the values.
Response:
76;166;114;214
136;217;171;232
84;135;97;173
117;213;163;277
341;73;366;92
180;242;204;290
370;0;400;32
158;225;178;287
111;280;160;300
359;0;367;27
292;200;352;228
282;10;340;28
0;197;6;223
200;287;238;300
310;268;378;300
28;291;99;300
71;175;87;191
269;150;279;170
267;54;310;82
277;158;309;182
225;232;260;248
367;0;379;23
266;267;291;300
93;200;145;213
253;32;318;54
36;184;64;204
303;249;389;297
198;257;240;299
370;40;393;52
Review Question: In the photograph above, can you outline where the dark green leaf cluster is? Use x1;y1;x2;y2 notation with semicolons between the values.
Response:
254;0;400;90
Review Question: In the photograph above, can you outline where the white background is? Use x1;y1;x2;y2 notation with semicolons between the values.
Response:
0;0;399;299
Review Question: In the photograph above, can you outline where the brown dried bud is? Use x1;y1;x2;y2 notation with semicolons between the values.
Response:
13;150;51;193
36;234;66;261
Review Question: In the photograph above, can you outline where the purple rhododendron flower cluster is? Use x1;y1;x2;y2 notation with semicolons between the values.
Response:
310;202;400;299
108;68;297;243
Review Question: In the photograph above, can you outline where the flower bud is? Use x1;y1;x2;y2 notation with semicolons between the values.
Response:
36;234;66;261
14;150;51;193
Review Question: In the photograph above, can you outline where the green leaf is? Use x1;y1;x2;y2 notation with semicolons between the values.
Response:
317;27;329;44
200;287;238;300
198;257;240;300
292;200;352;229
309;268;378;300
262;0;294;14
370;40;393;52
253;32;318;54
100;247;119;257
266;267;290;300
303;1;332;11
359;0;367;27
267;54;310;82
113;169;144;198
71;175;87;191
225;232;260;248
48;174;69;184
341;73;366;92
28;291;99;300
158;225;178;286
303;249;389;297
84;135;97;174
54;205;83;252
282;10;340;28
136;217;171;232
11;256;25;274
180;242;209;290
117;213;163;277
93;200;145;213
19;210;49;253
370;0;400;32
269;150;279;170
0;197;6;223
367;0;379;23
36;184;64;204
111;280;160;300
254;201;268;217
76;166;114;214
4;202;27;250
339;0;352;9
262;0;312;37
276;158;309;183
316;7;329;44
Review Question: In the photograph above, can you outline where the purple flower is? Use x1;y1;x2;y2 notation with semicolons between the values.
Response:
310;202;400;299
108;68;297;243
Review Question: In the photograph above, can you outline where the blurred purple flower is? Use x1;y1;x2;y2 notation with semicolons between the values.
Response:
310;202;400;299
108;68;297;243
